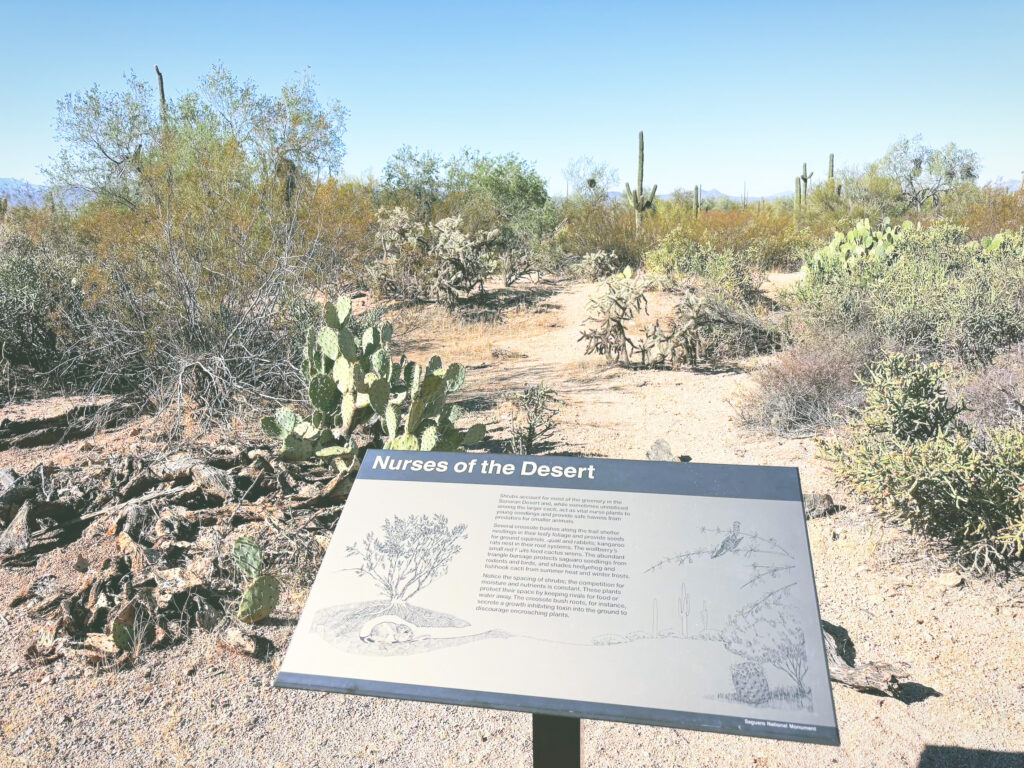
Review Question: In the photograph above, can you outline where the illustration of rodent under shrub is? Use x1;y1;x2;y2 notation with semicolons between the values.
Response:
311;513;508;655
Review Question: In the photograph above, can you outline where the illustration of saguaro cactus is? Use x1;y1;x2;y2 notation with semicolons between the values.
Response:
679;581;691;637
624;131;657;233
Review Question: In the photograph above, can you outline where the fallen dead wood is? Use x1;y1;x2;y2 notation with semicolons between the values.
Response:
822;620;913;697
0;401;132;451
2;440;352;667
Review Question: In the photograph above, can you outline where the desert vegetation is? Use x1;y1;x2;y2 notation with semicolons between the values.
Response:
3;63;1024;767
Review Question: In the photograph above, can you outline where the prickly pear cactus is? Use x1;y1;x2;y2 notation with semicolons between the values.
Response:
731;661;770;705
232;536;263;580
238;574;281;624
263;295;486;472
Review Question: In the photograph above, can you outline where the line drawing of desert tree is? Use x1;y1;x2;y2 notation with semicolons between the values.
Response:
344;514;468;609
721;583;809;695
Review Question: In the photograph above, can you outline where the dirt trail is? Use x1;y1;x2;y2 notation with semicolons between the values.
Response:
1;280;1022;767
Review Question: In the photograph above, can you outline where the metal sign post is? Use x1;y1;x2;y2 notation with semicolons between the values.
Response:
532;714;582;768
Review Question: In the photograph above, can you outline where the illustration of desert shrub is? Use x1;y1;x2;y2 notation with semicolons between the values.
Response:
827;353;1024;572
721;587;808;694
345;514;468;606
262;295;487;472
499;383;558;454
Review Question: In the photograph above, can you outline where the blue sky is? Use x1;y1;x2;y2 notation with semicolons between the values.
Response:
1;1;1022;196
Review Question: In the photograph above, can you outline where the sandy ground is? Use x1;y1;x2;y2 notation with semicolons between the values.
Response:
1;279;1023;767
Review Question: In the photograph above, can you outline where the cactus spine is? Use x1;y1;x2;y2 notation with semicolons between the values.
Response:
624;131;657;233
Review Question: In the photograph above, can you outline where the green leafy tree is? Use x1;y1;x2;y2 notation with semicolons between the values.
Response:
877;135;979;212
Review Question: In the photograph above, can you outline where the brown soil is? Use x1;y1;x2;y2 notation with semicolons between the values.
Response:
1;279;1022;767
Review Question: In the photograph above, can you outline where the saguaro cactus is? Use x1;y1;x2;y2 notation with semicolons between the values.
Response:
800;162;813;203
794;177;802;211
828;153;835;182
693;185;700;218
624;131;657;233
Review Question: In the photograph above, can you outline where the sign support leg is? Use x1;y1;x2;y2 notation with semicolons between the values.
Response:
532;713;582;768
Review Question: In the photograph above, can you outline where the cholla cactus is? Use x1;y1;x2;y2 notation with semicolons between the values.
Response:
367;207;495;308
579;267;650;364
262;296;486;473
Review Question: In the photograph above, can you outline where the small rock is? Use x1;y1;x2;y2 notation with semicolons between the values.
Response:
73;554;90;573
937;572;964;588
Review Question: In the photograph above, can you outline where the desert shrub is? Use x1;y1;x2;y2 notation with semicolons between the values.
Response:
645;237;758;295
555;195;651;269
500;383;558;454
958;346;1024;433
794;220;1024;366
37;67;348;428
262;295;486;472
827;353;1024;572
0;235;67;371
646;209;814;273
858;353;964;441
740;332;873;435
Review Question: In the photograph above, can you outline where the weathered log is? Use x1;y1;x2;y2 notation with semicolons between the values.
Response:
822;620;911;696
0;500;34;556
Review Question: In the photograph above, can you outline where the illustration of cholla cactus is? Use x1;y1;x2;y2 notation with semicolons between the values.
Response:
345;514;468;608
722;584;808;693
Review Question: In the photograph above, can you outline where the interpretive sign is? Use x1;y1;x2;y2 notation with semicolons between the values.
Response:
275;450;839;746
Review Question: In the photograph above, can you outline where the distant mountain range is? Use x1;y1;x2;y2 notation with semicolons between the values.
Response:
0;177;48;206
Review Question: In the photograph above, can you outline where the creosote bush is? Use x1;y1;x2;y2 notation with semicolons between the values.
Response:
740;331;873;435
826;353;1024;573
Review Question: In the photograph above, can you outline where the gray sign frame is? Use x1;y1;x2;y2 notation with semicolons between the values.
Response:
275;450;839;747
